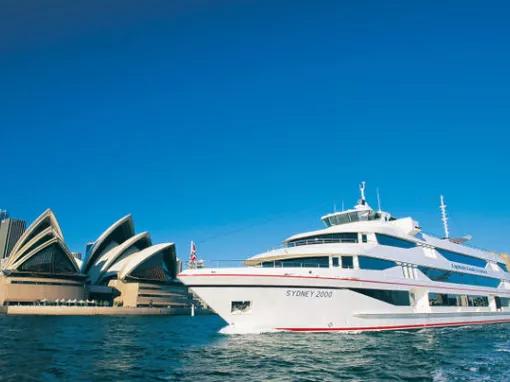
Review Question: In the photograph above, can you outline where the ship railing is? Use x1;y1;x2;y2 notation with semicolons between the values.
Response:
284;238;357;247
184;259;329;269
186;259;246;269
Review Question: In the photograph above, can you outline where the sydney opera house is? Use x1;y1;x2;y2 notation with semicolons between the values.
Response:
0;209;189;312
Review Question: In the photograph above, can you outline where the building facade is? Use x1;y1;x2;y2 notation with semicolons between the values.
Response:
0;218;27;260
0;209;190;312
0;209;86;306
84;215;188;309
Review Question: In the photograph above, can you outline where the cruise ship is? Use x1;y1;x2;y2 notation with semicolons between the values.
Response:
178;183;510;333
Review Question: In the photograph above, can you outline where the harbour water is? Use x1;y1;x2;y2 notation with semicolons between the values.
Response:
1;315;509;381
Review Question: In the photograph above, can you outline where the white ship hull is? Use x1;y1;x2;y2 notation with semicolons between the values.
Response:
180;183;510;334
179;268;510;334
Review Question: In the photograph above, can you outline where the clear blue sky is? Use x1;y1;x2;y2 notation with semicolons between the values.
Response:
1;1;509;260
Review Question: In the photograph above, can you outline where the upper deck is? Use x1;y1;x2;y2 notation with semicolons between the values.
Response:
244;182;507;273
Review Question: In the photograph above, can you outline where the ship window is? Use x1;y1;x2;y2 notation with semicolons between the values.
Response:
350;288;410;306
358;256;396;270
261;256;329;268
231;301;251;314
468;295;489;307
429;293;465;307
499;297;510;307
418;266;500;288
428;293;489;307
286;233;358;247
332;257;339;267
341;256;354;269
331;213;359;225
436;248;486;268
375;234;416;249
361;234;368;243
497;262;509;273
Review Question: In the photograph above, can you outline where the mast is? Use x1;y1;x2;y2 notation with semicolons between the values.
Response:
376;188;382;213
440;195;450;239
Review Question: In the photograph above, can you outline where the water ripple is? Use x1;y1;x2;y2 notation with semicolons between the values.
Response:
1;315;510;381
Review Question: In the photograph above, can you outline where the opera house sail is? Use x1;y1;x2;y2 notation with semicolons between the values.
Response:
0;210;189;313
84;215;187;309
0;209;86;306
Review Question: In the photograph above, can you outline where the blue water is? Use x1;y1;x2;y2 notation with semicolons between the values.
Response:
1;315;509;381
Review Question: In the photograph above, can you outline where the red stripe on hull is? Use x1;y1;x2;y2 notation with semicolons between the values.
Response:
276;318;510;332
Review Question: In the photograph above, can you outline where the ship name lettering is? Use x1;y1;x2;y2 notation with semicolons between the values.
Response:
285;289;333;298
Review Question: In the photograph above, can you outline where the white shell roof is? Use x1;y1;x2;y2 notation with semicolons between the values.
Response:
117;242;175;281
89;231;152;284
7;209;63;265
9;238;78;272
83;214;134;272
4;209;80;273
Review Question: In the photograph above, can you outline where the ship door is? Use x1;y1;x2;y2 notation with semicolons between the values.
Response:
495;296;502;310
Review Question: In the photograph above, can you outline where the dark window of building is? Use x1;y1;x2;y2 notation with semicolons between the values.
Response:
15;233;53;258
350;288;410;306
375;234;416;249
137;303;169;308
53;250;77;273
130;252;173;281
286;233;358;247
11;280;82;287
497;262;509;273
358;256;397;270
342;256;354;269
262;256;330;268
436;248;487;268
418;266;500;288
19;243;77;274
138;293;171;298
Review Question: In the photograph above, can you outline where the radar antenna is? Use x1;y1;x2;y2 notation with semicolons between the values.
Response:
440;195;450;239
359;181;367;205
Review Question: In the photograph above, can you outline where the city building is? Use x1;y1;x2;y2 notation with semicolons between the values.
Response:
0;215;27;260
0;210;8;222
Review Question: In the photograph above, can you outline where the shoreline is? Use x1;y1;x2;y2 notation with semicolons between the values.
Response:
0;305;211;316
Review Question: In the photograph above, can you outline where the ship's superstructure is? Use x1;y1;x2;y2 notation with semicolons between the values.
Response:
179;183;510;333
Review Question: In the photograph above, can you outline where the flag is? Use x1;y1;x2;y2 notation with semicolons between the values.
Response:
190;241;197;262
